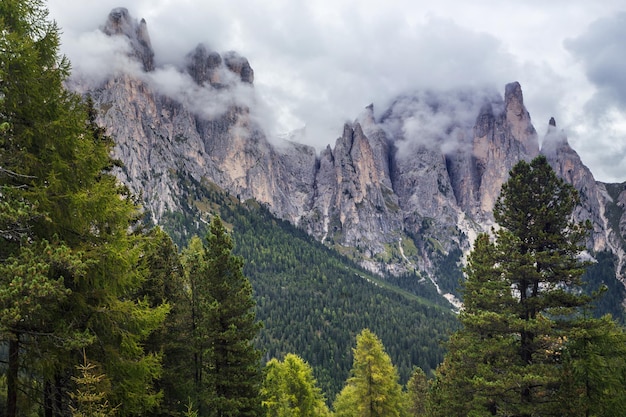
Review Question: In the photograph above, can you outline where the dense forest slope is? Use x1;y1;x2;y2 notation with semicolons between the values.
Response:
159;173;457;398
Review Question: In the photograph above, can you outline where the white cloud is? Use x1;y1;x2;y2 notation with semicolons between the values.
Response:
47;0;626;182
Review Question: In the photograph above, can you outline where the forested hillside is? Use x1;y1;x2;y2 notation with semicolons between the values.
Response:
3;2;626;417
160;173;458;398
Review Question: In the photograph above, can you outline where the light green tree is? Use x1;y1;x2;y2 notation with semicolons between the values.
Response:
333;329;406;417
261;353;330;417
69;350;117;417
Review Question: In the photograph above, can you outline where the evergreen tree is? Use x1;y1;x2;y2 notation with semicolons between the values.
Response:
182;217;263;417
429;156;626;416
333;329;406;417
405;367;428;417
180;236;210;414
139;228;193;416
261;353;330;417
203;216;263;417
0;1;168;415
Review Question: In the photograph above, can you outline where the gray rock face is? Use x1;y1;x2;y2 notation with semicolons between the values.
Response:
541;120;607;251
76;8;626;293
472;82;539;217
186;44;223;86
102;7;154;72
186;45;254;87
223;51;254;84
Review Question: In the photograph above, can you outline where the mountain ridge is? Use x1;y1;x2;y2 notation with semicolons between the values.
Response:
74;8;626;309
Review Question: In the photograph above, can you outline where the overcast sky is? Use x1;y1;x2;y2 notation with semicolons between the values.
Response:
47;0;626;182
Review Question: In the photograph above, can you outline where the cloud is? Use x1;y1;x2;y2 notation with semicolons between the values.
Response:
563;12;626;182
63;29;144;88
47;0;626;181
381;88;502;158
565;12;626;111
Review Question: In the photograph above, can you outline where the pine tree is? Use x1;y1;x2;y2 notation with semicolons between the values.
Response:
429;156;626;416
0;1;168;415
261;353;330;417
333;329;406;417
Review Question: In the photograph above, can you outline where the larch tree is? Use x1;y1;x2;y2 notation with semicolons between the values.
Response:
429;156;626;417
261;353;330;417
333;329;406;417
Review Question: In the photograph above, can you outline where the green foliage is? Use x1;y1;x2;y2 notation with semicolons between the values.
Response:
0;1;168;415
180;236;209;413
582;251;626;322
203;216;263;417
138;228;193;417
429;156;626;416
160;174;457;400
69;351;117;417
180;217;263;417
261;354;330;417
405;367;429;417
558;315;626;416
333;329;407;417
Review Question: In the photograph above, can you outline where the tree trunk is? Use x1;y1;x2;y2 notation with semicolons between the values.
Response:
6;335;19;417
44;380;54;417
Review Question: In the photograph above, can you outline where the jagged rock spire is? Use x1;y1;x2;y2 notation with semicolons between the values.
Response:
186;43;223;86
223;51;254;84
102;7;155;71
186;45;254;87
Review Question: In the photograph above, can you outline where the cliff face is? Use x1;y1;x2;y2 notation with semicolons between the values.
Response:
77;9;626;301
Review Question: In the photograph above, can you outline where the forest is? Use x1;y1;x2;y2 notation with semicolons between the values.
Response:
2;1;626;417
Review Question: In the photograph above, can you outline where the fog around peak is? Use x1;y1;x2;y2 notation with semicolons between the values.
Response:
48;0;626;182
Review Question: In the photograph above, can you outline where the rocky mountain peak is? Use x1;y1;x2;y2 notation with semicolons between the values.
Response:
541;120;608;251
503;81;539;156
102;7;154;72
186;43;223;86
223;51;254;84
185;44;254;87
549;116;557;127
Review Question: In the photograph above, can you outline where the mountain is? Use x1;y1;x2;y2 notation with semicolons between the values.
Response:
74;8;626;313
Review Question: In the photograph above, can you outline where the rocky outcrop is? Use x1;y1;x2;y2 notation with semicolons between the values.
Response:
472;82;539;217
102;7;154;71
186;45;254;87
186;44;224;86
75;8;626;300
542;118;607;251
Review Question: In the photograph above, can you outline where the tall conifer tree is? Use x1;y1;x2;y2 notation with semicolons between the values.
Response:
182;217;263;417
0;1;167;415
429;156;626;416
203;216;263;417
